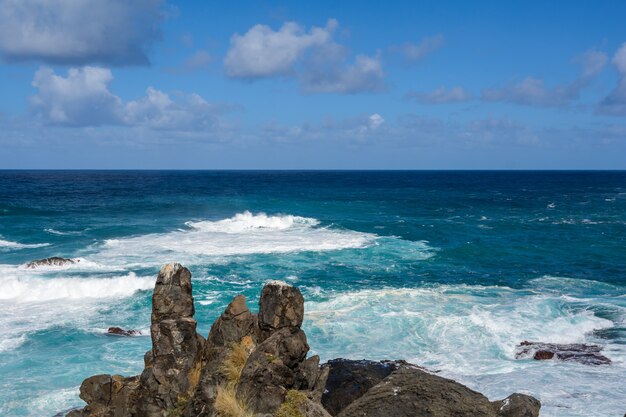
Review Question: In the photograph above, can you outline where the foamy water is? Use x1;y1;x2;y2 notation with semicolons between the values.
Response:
1;170;625;417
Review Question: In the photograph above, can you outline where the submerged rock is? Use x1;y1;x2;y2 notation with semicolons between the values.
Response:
106;327;142;337
516;341;611;365
67;263;541;417
26;256;77;268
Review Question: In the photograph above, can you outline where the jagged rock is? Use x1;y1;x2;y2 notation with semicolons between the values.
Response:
321;359;405;415
516;341;611;365
138;263;204;415
237;327;311;413
233;282;327;415
335;364;540;417
73;374;140;417
26;256;77;268
151;262;195;322
258;280;304;341
189;295;258;416
106;327;141;337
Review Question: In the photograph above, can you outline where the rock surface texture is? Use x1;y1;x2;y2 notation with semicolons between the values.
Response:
68;264;541;417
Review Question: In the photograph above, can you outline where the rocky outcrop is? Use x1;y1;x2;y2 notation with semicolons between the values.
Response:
26;256;77;268
137;263;205;415
258;280;304;341
106;327;142;337
321;359;405;415
330;362;540;417
68;264;541;417
516;341;611;365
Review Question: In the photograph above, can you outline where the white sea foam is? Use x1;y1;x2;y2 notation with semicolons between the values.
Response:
94;211;377;267
303;281;625;417
0;334;27;353
44;228;84;236
0;238;50;250
0;272;153;302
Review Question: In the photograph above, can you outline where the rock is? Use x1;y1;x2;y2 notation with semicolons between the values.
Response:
516;341;611;365
138;263;204;414
321;359;405;415
335;364;540;417
151;262;195;322
75;374;140;417
189;295;259;416
533;350;554;360
258;280;304;341
26;256;77;268
494;393;541;417
237;328;312;413
106;327;142;337
235;282;326;415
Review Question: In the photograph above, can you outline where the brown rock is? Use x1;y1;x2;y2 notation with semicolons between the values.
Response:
494;393;541;417
516;341;611;365
533;350;554;360
138;263;204;414
258;280;304;341
106;327;141;337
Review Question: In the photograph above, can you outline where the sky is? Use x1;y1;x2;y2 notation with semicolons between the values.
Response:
1;0;626;169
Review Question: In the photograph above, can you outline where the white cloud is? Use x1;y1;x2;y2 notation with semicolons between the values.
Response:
482;77;580;106
368;113;385;129
406;86;472;104
30;66;221;130
394;35;445;63
224;19;384;94
224;19;337;78
301;52;385;94
482;48;607;107
598;42;626;116
30;67;122;126
0;0;164;65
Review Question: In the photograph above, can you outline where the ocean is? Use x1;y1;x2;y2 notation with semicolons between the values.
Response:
0;170;624;416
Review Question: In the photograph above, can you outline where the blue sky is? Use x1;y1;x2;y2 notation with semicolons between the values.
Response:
1;0;625;169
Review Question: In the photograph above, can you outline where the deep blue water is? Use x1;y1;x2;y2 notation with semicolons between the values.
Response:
0;171;624;416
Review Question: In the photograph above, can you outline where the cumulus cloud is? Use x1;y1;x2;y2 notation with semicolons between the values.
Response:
30;66;220;130
30;67;122;126
405;86;472;104
598;43;626;116
482;48;607;107
0;0;164;65
224;19;384;93
224;19;336;78
392;35;445;63
300;51;385;94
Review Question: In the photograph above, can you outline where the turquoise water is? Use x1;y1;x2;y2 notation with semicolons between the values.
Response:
0;171;624;416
